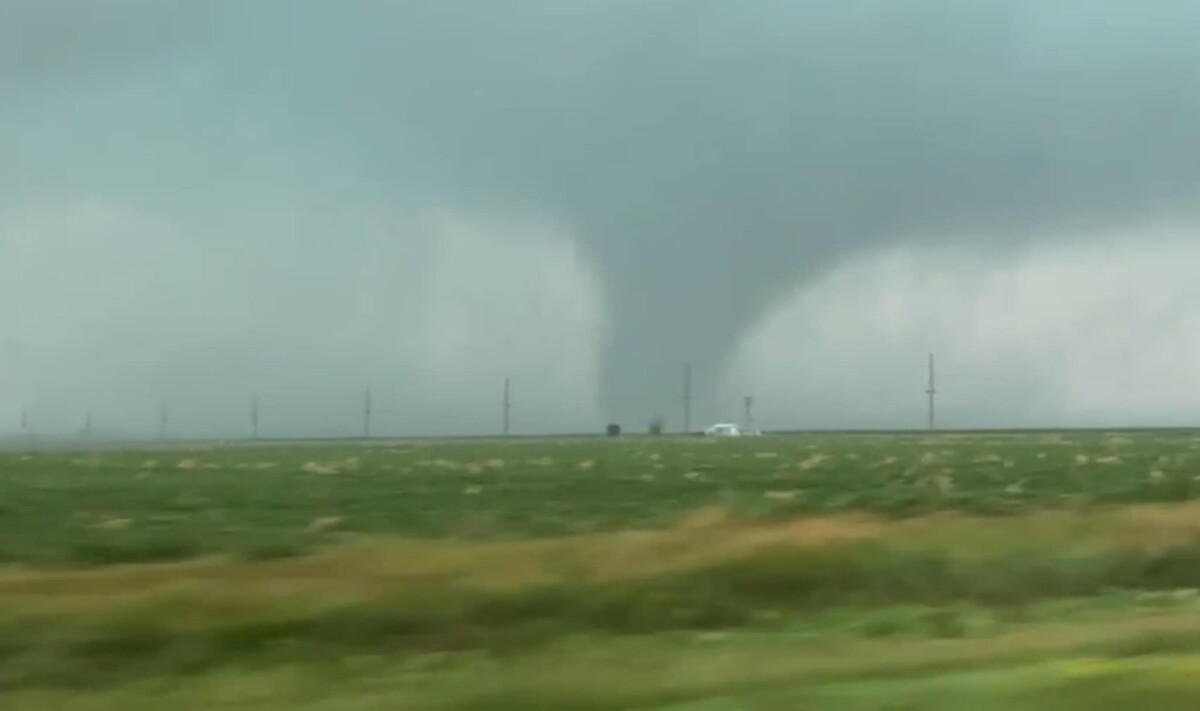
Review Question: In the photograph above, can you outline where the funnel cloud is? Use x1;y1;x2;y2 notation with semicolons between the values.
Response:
5;1;1200;437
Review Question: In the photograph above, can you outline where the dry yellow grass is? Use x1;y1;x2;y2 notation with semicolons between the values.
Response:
4;501;1200;622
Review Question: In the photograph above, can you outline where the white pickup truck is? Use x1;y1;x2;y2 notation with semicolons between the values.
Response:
702;423;763;437
703;423;743;437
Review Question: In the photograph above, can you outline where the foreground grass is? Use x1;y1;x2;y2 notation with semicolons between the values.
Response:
5;502;1200;692
3;431;1200;565
8;624;1200;709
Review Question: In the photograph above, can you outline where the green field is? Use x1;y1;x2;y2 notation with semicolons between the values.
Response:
4;432;1200;708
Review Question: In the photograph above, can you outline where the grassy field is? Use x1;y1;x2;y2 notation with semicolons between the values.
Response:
3;432;1200;708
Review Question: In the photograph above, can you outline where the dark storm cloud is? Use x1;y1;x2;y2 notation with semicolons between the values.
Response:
1;0;209;92
5;1;1200;433
231;0;1200;421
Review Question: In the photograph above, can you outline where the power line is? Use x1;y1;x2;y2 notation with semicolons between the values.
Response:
503;377;512;437
362;387;373;439
20;406;33;446
926;353;937;431
250;395;260;440
682;363;692;434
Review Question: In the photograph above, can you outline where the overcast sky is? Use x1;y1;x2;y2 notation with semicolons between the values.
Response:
4;0;1200;438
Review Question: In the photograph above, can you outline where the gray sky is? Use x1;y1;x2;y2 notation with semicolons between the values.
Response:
4;1;1200;438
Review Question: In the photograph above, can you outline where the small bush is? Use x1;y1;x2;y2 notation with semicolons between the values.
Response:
922;607;967;639
239;539;311;562
70;535;203;566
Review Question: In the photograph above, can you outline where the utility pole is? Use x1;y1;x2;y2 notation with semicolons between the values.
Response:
926;353;937;431
362;387;373;439
83;408;93;438
502;377;512;437
250;395;260;440
20;406;31;447
682;363;692;434
159;401;168;441
744;395;755;433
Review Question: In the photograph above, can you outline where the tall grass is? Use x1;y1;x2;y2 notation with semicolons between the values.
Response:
4;503;1200;689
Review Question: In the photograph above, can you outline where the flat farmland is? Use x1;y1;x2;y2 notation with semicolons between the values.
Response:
5;431;1200;709
2;431;1199;564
